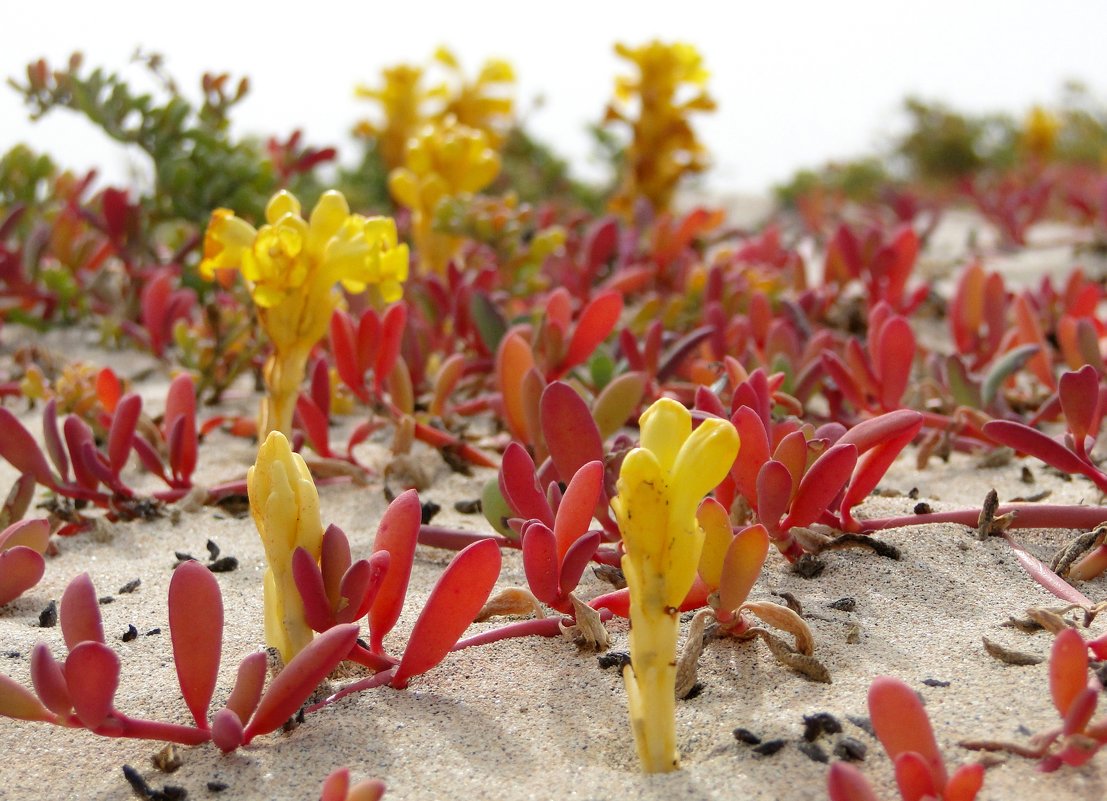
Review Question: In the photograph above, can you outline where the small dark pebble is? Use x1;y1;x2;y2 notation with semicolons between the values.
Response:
205;539;221;561
122;764;152;798
680;611;696;622
440;445;473;476
454;499;482;514
4;651;20;659
913;502;932;515
99;596;115;605
123;625;139;643
208;557;238;573
922;678;951;688
792;554;825;579
1021;466;1035;484
206;782;228;793
907;487;920;499
752;739;787;757
39;600;58;628
146;628;161;636
173;552;196;566
834;737;868;761
827;597;856;612
420;500;441;525
797;741;829;763
597;651;632;671
159;787;187;801
214;493;251;517
733;728;761;745
682;682;704;700
803;712;842;741
847;715;875;738
1017;724;1033;737
119;578;141;594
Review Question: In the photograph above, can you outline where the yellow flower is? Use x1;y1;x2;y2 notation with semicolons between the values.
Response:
388;116;500;273
434;46;515;149
605;41;716;216
355;63;446;171
611;398;739;772
200;189;409;437
1022;105;1061;160
248;431;324;663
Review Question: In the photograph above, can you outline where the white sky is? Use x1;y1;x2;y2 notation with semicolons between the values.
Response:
2;1;1105;195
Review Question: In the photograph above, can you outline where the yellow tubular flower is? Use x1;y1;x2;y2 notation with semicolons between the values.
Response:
434;46;516;149
1022;105;1061;160
200;189;409;438
611;398;739;773
248;431;324;663
355;64;446;171
605;41;716;217
388;116;500;273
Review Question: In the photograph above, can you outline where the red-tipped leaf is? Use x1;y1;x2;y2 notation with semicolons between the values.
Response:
30;643;71;716
225;651;268;724
498;443;553;527
0;672;55;722
781;444;857;530
60;572;104;649
559;530;601;598
293;547;336;632
65;641;119;729
1051;628;1089;719
894;751;940;801
983;420;1089;475
392;539;502;688
0;408;53;486
558;290;622;378
869;676;947;790
541;382;604;482
522;523;559;607
717;524;770;613
755;460;793;531
169;559;223;729
0;547;45;606
107;393;141;476
368;490;421;653
243;624;360;743
553;461;603;561
827;762;880;801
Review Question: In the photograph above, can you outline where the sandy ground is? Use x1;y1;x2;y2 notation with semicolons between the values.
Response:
1;209;1107;800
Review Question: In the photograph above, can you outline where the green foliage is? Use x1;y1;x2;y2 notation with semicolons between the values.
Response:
775;158;890;208
492;126;606;213
894;96;1017;182
0;144;57;211
334;138;394;214
9;52;276;225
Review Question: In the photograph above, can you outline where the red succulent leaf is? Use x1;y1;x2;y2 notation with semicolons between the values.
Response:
349;551;390;622
30;642;71;716
65;641;119;729
368;490;421;653
983;420;1088;475
0;408;54;487
139;269;171;355
96;368;122;414
430;353;466;417
211;706;245;753
772;429;808;499
869;676;947;790
656;326;714;383
521;522;559;607
559;530;600;598
0;547;45;606
894;751;939;801
60;572;105;649
296;395;332;458
1013;293;1056;390
839;422;921;526
42;399;69;479
225;651;268;724
717;524;769;613
553;460;603;561
781;443;857;530
876;315;915;409
838;410;923;455
496;331;537;442
169;560;223;729
356;310;382;375
293;546;336;633
242;623;360;744
1059;365;1100;455
0;671;55;722
321;524;353;610
375;304;408;394
584;216;619;273
556;290;622;379
335;559;374;624
107;393;141;476
132;435;168;481
79;441;114;487
63;416;100;490
330;310;368;401
756;460;793;532
0;517;49;554
520;367;547;454
541;382;604;483
310;358;330;419
1051;628;1089;719
166;414;198;483
821;352;867;411
729;406;770;507
320;768;350;801
392;538;502;688
499;443;553;527
945;763;985;801
826;762;880;801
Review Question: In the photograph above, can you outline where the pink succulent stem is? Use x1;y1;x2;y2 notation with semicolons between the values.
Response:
417;526;513;550
69;713;211;745
451;609;615;651
857;504;1107;533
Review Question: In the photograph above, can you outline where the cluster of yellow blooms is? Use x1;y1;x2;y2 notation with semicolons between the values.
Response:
200;189;409;437
1022;105;1062;160
605;41;716;217
612;398;739;773
388;115;501;273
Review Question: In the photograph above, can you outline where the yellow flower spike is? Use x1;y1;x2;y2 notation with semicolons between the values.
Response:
388;116;500;273
1023;105;1061;160
605;40;716;217
248;431;325;663
199;189;409;438
612;397;739;773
